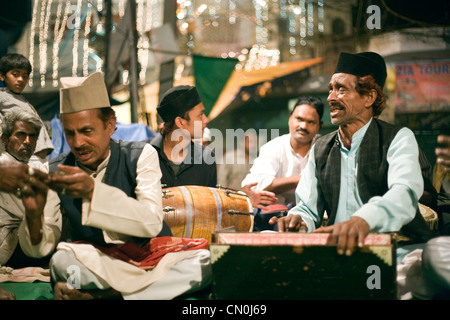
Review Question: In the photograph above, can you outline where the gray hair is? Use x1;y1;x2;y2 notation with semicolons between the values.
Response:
1;110;43;138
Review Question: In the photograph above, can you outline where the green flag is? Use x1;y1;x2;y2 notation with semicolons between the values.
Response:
193;55;238;116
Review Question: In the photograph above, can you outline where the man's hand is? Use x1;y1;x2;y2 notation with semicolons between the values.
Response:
21;167;50;245
0;160;48;193
48;164;95;200
241;182;278;209
436;135;450;172
314;216;370;256
268;214;307;232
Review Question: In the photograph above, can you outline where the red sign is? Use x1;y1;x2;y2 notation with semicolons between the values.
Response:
395;61;450;113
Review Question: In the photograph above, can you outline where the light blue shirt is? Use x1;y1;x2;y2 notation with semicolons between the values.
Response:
289;118;424;233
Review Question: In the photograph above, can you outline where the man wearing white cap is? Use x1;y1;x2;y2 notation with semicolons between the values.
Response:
271;52;435;255
25;72;210;300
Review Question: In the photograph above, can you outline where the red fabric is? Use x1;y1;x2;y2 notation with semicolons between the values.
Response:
81;237;208;270
260;204;289;213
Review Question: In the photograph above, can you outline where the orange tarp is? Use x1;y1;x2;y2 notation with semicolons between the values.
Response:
208;57;324;120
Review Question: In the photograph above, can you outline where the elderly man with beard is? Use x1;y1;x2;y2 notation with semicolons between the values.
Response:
0;110;60;300
271;52;434;256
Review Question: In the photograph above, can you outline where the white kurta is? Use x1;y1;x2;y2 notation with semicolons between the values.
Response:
241;133;316;205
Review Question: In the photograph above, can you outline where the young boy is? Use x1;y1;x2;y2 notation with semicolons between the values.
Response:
0;53;53;160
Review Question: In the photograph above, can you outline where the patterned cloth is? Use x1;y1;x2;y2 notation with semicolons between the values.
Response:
88;237;209;270
0;266;50;283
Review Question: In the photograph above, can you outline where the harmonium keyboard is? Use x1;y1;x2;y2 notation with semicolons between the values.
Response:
209;232;397;300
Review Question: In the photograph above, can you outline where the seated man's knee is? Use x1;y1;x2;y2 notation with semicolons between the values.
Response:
422;236;450;287
49;250;77;283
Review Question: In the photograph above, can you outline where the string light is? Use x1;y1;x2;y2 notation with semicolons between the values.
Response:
38;0;52;88
52;0;70;87
72;0;82;77
318;0;324;33
307;0;314;36
28;0;39;88
83;3;93;77
25;0;326;91
118;0;126;17
299;0;306;46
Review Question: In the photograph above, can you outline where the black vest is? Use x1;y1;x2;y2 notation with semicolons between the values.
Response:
50;139;171;246
148;134;217;188
314;119;436;243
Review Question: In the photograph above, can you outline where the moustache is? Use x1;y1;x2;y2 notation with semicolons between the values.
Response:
18;145;33;154
329;102;345;111
296;128;310;135
74;147;91;155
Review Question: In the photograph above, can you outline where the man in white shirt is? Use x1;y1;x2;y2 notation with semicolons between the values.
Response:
271;52;434;255
241;96;323;229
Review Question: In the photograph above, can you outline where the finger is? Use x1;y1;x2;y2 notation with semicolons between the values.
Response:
345;230;358;256
57;164;83;175
20;184;35;197
436;148;450;159
436;156;450;167
357;229;367;248
318;225;338;245
314;225;333;233
333;224;347;255
28;166;50;182
268;216;278;226
241;182;257;192
437;135;450;146
28;175;49;191
287;216;299;231
260;190;276;197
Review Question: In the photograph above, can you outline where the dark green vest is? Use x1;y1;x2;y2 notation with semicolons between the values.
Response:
314;119;436;243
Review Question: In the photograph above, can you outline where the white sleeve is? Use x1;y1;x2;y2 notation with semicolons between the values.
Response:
81;144;164;239
241;139;280;190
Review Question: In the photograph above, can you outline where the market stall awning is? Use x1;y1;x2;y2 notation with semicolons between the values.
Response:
208;57;324;121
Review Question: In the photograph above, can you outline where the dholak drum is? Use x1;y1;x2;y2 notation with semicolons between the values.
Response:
162;185;254;242
419;203;439;231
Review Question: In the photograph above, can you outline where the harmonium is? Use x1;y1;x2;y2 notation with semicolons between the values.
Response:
209;231;397;300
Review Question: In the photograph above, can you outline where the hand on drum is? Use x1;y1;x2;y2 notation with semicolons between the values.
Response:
268;214;307;232
241;182;278;209
314;216;370;256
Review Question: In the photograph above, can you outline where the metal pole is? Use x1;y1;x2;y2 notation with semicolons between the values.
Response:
104;0;112;93
128;0;139;123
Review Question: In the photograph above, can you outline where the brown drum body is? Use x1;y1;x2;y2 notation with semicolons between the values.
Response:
162;186;253;242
